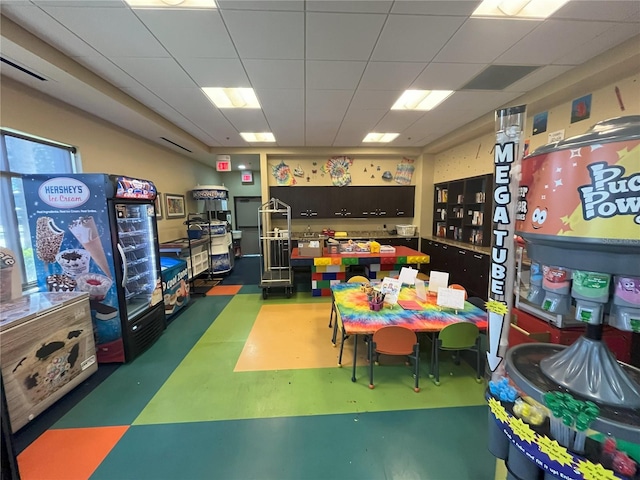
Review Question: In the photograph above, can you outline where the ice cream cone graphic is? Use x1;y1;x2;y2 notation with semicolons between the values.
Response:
36;216;65;266
69;216;111;278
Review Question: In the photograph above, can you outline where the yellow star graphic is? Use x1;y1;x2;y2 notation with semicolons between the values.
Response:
509;416;536;444
488;397;509;424
576;459;617;480
617;147;629;159
538;437;573;467
486;300;508;315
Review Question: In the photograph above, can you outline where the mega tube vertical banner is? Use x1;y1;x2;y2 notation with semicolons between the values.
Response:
486;105;526;381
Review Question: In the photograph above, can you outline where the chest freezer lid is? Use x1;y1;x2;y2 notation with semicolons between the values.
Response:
0;291;89;332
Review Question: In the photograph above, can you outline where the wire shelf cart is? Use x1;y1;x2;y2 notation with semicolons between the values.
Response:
258;198;293;299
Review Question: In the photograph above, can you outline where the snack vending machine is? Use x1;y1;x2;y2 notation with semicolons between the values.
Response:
22;174;166;363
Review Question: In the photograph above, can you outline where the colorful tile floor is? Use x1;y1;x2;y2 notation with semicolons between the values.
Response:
14;259;503;480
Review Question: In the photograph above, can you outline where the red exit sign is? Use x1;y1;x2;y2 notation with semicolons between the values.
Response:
216;160;231;172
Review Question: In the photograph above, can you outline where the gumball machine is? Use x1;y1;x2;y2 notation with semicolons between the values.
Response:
489;116;640;480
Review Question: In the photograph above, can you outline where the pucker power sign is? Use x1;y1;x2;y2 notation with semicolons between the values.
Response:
515;140;640;242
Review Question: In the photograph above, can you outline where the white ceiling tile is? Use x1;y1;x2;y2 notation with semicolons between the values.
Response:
342;108;388;129
552;23;640;66
109;57;195;88
374;110;424;132
434;18;539;63
222;109;270;132
306;1;393;14
504;65;573;93
411;62;487;90
305;124;339;146
243;59;304;89
372;15;466;62
306;12;386;61
359;62;426;90
71;55;139;88
134;9;237;59
256;88;304;121
31;1;126;6
350;89;403;110
496;19;614;66
39;6;168;57
177;58;249;87
1;5;100;58
305;61;366;90
306;90;353;121
146;87;240;141
217;1;303;11
391;1;481;16
222;10;304;60
553;0;640;22
269;122;305;146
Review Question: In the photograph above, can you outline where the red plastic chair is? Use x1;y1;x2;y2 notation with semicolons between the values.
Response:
369;326;420;392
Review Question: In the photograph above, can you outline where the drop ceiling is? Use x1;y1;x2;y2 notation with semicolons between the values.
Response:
1;0;639;165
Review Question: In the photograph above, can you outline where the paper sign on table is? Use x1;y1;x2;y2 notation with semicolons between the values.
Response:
428;271;449;294
380;277;402;305
398;266;418;285
414;278;427;301
436;287;466;310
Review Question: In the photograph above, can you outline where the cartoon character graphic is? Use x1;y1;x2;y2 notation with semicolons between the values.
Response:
614;276;640;306
531;207;547;229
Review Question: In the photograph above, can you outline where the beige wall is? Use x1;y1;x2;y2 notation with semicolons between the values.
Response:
0;77;221;243
432;73;640;184
418;72;640;238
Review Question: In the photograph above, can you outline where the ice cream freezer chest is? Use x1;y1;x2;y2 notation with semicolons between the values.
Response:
160;257;189;320
0;291;97;433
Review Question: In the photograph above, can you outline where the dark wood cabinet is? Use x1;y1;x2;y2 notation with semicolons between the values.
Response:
420;238;490;300
382;236;418;250
270;186;325;219
433;174;492;247
270;185;415;219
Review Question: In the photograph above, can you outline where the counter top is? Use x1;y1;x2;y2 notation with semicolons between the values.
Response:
291;230;418;241
422;236;490;255
159;237;209;251
290;245;429;265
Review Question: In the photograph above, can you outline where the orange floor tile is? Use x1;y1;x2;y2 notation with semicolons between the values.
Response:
234;303;370;372
17;426;128;480
207;285;242;296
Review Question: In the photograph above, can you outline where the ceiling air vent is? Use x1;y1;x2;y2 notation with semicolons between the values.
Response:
460;65;539;90
160;137;192;153
1;57;47;81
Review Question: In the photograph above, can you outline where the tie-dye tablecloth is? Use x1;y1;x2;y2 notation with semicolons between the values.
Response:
332;283;487;335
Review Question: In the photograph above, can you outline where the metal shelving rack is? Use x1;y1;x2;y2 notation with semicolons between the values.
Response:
185;212;214;295
258;198;293;299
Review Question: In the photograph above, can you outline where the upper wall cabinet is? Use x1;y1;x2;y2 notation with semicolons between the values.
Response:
433;174;493;247
269;186;415;219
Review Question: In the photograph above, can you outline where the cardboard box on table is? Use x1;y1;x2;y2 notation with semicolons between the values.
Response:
298;241;323;257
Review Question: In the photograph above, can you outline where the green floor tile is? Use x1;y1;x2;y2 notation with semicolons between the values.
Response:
53;296;232;428
134;296;486;426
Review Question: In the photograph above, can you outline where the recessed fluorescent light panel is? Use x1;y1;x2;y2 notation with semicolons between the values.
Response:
391;90;454;111
240;133;276;143
472;0;569;19
126;0;217;8
202;88;260;109
363;133;399;143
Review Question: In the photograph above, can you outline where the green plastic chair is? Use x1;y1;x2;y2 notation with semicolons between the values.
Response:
430;322;482;386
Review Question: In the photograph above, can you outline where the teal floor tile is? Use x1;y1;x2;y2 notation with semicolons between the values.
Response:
53;296;232;428
92;407;495;480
